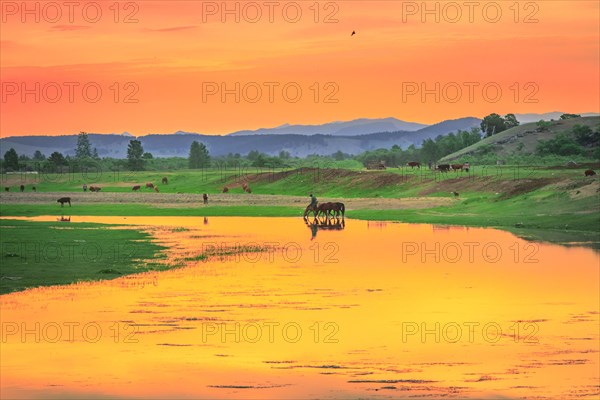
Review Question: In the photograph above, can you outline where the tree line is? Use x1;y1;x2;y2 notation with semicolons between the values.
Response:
3;114;598;172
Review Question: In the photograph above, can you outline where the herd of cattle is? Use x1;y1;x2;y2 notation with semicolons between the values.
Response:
2;167;598;211
406;161;470;172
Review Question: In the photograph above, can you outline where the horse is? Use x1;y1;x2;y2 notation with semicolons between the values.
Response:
132;185;141;191
222;186;229;193
317;202;334;218
317;202;345;219
407;161;421;169
19;185;24;192
584;169;596;176
162;177;168;185
203;193;208;204
304;204;319;220
437;164;450;173
146;182;154;189
332;202;345;218
154;186;160;193
57;197;71;207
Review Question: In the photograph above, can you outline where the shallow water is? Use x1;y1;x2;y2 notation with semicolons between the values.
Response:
1;216;598;399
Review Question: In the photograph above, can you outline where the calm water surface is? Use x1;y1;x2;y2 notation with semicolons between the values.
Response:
1;216;598;399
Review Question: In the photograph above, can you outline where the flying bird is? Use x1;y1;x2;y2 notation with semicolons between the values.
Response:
351;31;356;36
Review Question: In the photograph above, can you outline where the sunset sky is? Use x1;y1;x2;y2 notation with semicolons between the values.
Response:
1;0;598;137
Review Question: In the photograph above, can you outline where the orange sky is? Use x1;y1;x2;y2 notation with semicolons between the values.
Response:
1;0;598;137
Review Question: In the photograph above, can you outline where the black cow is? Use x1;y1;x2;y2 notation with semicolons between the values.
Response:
57;197;71;207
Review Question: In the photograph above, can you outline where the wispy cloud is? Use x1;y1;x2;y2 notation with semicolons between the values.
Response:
143;26;198;33
49;25;91;32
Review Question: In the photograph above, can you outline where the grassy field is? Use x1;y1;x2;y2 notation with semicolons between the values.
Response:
1;165;599;248
1;164;595;197
0;219;166;294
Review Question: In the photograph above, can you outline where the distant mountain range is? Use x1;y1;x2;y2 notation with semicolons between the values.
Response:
227;117;428;136
1;113;596;158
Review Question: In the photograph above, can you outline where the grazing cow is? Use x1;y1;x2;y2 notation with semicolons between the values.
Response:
407;161;421;169
154;186;160;193
203;193;208;204
245;187;252;194
90;186;101;192
132;185;141;191
19;185;24;192
57;197;71;207
437;164;450;173
584;169;596;177
451;191;460;198
4;187;8;192
146;182;154;189
222;186;229;193
162;177;168;185
32;186;36;192
451;164;464;172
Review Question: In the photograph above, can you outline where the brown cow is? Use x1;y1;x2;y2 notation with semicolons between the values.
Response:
203;193;208;204
242;182;248;191
407;161;421;169
162;177;168;184
245;187;252;194
584;169;596;176
132;185;141;191
437;164;450;173
154;186;160;193
90;186;102;192
57;197;71;207
222;186;229;193
146;182;154;189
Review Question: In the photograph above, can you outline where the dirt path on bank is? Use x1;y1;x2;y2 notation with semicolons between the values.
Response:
0;192;453;210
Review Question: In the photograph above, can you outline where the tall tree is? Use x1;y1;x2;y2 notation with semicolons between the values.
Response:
188;141;210;168
47;151;66;167
127;140;145;170
480;113;506;137
504;113;520;129
420;138;439;162
75;131;92;158
33;150;46;161
3;148;19;170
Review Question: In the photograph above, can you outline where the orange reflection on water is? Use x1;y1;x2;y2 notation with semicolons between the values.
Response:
1;216;599;399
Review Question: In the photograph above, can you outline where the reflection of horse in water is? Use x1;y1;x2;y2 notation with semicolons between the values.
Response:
305;217;345;240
